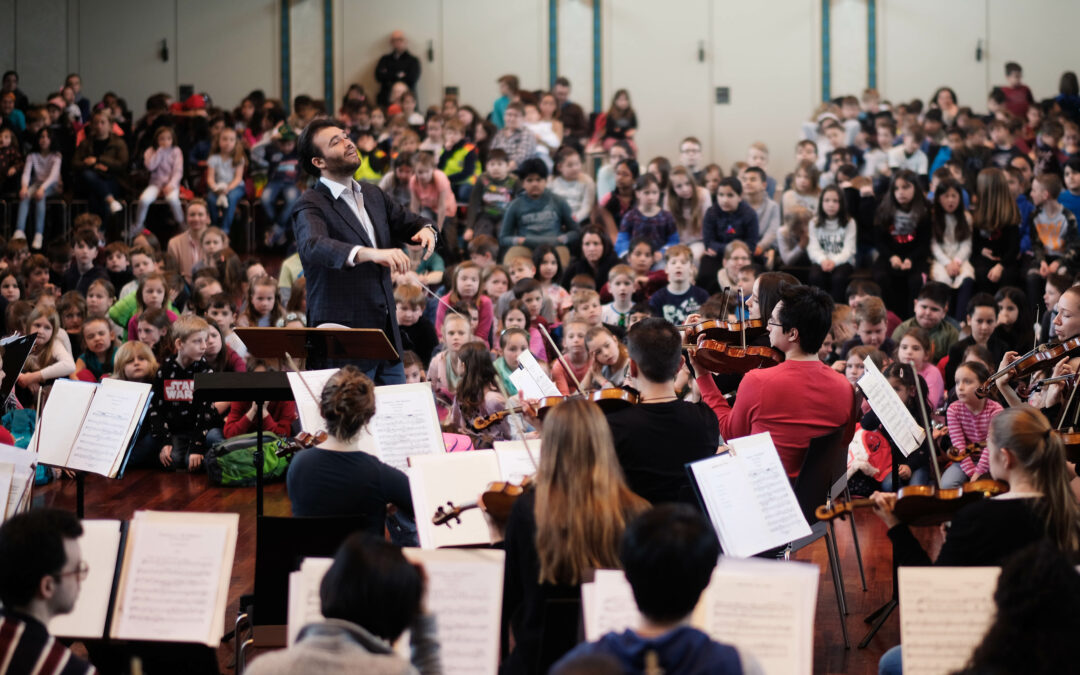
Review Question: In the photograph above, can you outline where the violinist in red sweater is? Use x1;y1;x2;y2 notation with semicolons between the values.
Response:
700;283;854;477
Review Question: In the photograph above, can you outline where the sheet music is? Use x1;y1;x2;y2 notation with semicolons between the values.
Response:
0;444;37;518
409;451;502;548
50;519;124;639
286;557;334;646
287;368;339;432
67;380;149;477
402;548;505;675
582;570;641;641
33;379;97;467
858;358;925;456
509;351;561;399
899;566;1000;675
0;463;12;521
688;433;812;557
369;383;446;471
703;558;819;675
112;511;238;646
493;440;541;483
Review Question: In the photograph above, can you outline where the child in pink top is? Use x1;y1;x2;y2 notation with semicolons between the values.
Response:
941;361;1003;488
896;326;944;409
409;150;457;240
435;261;494;347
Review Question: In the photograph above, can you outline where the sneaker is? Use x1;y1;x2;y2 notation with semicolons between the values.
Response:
31;233;42;250
108;199;123;214
11;230;25;240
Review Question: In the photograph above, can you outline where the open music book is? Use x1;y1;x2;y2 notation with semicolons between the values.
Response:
0;443;37;521
858;357;925;456
288;371;444;472
582;557;819;675
287;548;505;675
686;432;812;557
409;444;540;549
898;566;1000;675
49;510;239;647
508;351;561;399
31;378;153;478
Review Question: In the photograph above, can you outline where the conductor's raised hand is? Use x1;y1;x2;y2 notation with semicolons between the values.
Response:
411;225;437;260
357;247;411;275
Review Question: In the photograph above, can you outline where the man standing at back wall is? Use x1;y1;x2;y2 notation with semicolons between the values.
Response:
375;30;421;107
293;119;437;384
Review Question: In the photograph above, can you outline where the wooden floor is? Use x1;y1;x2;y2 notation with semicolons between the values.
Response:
35;469;941;675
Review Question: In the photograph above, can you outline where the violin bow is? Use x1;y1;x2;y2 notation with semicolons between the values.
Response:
737;288;747;350
537;323;587;397
285;352;325;418
491;377;539;472
910;364;944;486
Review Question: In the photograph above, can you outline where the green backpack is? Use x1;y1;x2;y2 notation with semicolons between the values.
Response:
205;432;291;487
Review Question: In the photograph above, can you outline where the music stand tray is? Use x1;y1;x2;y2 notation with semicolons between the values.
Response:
234;327;398;363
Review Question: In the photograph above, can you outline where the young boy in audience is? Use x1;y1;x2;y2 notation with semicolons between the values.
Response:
888;124;928;178
999;62;1035;119
438;118;481;202
840;296;896;359
498;158;579;258
700;177;758;288
989;119;1023;169
601;237;664;304
467;234;499;270
62;229;108;295
746;141;777;198
378;151;414;209
891;282;959;361
207;292;246;359
465;149;518;241
395;284;438;367
554;504;756;674
103;241;133;292
572;289;604;328
944;293;1008;390
742;167;779;264
846;279;902;334
1027;172;1079;306
650;245;708;325
148;315;217;472
601;264;635;328
496;255;554;321
1060;157;1080;217
490;102;536;169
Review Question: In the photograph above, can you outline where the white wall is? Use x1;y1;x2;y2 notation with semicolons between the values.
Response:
986;0;1080;103
291;0;324;104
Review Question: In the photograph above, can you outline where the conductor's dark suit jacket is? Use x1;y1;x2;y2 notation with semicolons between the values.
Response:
292;179;430;365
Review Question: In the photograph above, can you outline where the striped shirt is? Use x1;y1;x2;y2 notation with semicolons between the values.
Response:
20;152;62;191
946;398;1003;478
0;610;96;674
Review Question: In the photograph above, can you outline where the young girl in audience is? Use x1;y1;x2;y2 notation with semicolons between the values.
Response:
897;326;944;408
237;275;285;328
586;325;629;388
941;360;1002;488
501;300;545;364
807;185;857;303
135;126;184;231
615;173;678;259
494;327;530;396
17;304;75;403
15;127;61;249
204;319;246;373
596;158;639;242
646;156;671;209
451;341;511;446
873;169;931;314
401;350;427;385
600;89;637;150
781;160;821;215
533;245;572;318
482;265;510;301
551;318;592;395
109;341;160;468
436;262;493;347
843;345;883;386
1040;273;1072;342
191;226;231;277
668;166;710;263
57;291;87;358
137;307;174;363
85;277;115;318
929;178;975;318
501;398;648;674
993;286;1035;354
427;311;471;420
703;163;723;206
206;126;247;234
971;167;1022;294
126;272;176;339
550;147;594;224
74;317;116;382
0;272;21;303
0;126;22;195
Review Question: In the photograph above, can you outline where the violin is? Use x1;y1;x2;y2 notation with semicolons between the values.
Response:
682;318;767;345
1055;429;1080;464
815;479;1009;526
433;476;535;528
977;336;1080;398
275;430;329;457
689;338;782;374
471;386;641;430
946;442;985;464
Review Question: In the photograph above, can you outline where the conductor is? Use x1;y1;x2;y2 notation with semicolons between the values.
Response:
293;119;437;383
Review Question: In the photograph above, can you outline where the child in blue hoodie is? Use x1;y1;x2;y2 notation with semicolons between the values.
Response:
698;176;759;290
552;504;760;675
